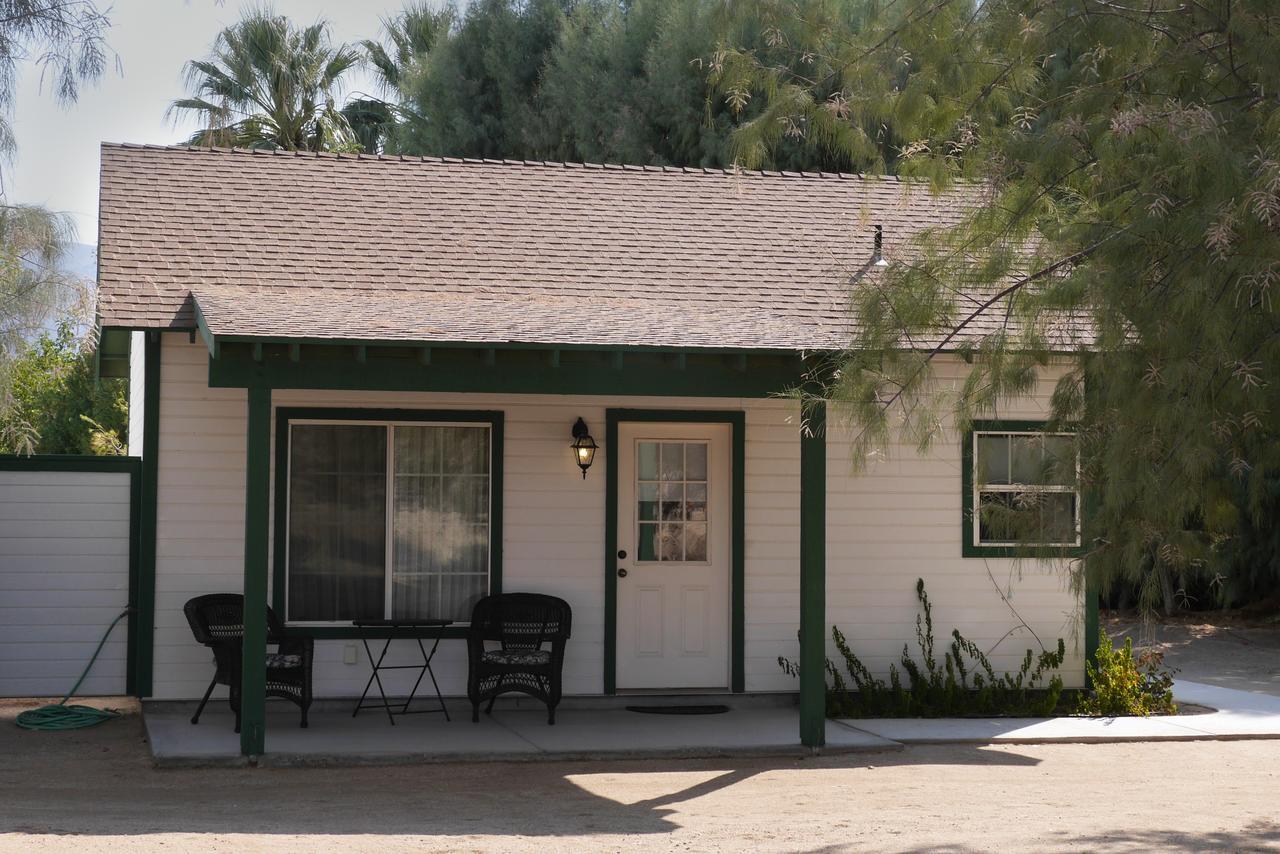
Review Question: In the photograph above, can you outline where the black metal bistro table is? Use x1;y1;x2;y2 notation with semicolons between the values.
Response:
351;619;453;724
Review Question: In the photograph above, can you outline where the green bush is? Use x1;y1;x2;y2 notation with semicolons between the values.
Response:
780;578;1067;718
1077;632;1177;716
0;321;126;455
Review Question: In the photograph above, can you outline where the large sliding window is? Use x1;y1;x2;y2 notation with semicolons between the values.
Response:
280;410;502;625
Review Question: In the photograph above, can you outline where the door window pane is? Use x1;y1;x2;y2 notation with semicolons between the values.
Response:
636;440;710;562
660;443;684;480
637;442;659;480
288;425;387;622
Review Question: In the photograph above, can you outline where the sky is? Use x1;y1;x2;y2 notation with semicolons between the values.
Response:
9;0;411;247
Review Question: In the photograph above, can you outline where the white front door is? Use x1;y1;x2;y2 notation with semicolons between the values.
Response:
615;422;731;690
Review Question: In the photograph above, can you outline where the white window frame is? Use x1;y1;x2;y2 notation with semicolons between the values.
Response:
283;417;494;626
971;428;1082;549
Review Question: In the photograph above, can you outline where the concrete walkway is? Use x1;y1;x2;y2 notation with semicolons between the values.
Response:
145;680;1280;765
834;680;1280;744
144;701;898;766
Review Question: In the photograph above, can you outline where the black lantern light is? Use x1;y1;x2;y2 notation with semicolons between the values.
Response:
570;417;598;479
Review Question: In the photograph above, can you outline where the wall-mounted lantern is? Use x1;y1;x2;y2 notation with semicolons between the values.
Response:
570;417;598;479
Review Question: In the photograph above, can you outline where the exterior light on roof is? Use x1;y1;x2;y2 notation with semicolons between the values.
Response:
873;224;889;267
571;417;599;479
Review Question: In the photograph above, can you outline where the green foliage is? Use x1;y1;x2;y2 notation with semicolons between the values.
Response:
386;0;852;169
0;321;126;456
169;6;361;151
714;0;1280;613
779;578;1067;717
0;1;112;168
1078;632;1177;717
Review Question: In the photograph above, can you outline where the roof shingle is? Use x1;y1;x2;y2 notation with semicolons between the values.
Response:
97;143;981;350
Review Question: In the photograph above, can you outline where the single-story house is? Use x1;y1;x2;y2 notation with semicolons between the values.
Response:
94;143;1094;757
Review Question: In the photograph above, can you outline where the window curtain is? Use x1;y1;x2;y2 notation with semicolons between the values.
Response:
392;426;490;622
287;425;387;621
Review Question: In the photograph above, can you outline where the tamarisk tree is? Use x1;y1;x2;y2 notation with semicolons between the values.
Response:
712;0;1280;611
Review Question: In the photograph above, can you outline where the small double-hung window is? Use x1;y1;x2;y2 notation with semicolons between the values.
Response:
965;422;1081;555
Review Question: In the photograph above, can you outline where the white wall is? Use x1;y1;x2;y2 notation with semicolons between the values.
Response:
148;335;1082;700
825;358;1084;688
0;470;132;696
128;330;146;455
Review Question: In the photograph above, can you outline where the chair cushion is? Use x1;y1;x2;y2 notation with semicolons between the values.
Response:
265;653;302;668
482;649;551;666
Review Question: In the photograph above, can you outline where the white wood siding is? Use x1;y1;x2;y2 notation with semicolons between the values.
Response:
0;471;131;697
128;330;146;454
149;335;1081;699
825;358;1085;688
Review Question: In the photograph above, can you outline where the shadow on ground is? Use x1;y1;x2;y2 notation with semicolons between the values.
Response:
866;821;1280;854
0;700;1035;840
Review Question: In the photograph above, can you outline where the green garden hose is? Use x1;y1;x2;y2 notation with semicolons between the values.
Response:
15;608;132;731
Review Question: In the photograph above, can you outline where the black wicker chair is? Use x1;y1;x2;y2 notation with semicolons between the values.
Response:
183;593;314;732
467;593;572;725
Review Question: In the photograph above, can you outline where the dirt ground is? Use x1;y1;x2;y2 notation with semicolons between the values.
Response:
2;696;1279;854
3;620;1279;853
1108;614;1280;697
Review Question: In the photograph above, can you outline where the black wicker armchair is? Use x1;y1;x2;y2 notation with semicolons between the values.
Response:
183;593;314;732
467;593;572;725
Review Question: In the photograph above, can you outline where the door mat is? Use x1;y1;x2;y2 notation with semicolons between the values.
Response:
625;704;730;715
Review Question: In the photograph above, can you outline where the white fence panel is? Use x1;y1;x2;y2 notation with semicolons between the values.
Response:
0;468;133;697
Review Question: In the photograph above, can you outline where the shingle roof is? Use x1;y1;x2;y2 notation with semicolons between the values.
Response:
98;143;984;350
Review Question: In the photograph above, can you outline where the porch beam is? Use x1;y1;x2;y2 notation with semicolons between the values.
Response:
240;386;272;758
799;399;826;749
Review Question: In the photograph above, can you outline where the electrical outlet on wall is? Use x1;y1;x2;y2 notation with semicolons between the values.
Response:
343;643;358;665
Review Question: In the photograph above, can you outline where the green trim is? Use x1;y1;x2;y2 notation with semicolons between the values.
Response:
241;386;272;757
603;409;746;695
134;333;161;698
96;327;131;379
0;455;140;473
960;419;1085;559
208;345;804;399
0;455;143;694
604;414;619;695
1084;569;1100;687
799;401;826;749
192;299;219;359
271;407;505;634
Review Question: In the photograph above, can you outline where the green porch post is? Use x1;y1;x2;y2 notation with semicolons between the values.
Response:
799;400;826;749
240;386;271;757
1084;568;1100;687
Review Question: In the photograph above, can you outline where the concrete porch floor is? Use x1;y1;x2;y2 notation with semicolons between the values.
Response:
143;697;899;766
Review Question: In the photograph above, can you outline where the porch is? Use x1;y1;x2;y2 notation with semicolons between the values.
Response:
143;695;894;767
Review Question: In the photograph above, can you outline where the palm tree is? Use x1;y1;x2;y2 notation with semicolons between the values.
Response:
363;3;454;96
169;9;361;151
343;3;455;154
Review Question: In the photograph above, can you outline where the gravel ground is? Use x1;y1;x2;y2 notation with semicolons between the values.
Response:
3;696;1279;853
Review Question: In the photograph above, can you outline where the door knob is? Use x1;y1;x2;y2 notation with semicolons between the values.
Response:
617;550;627;559
617;568;628;578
